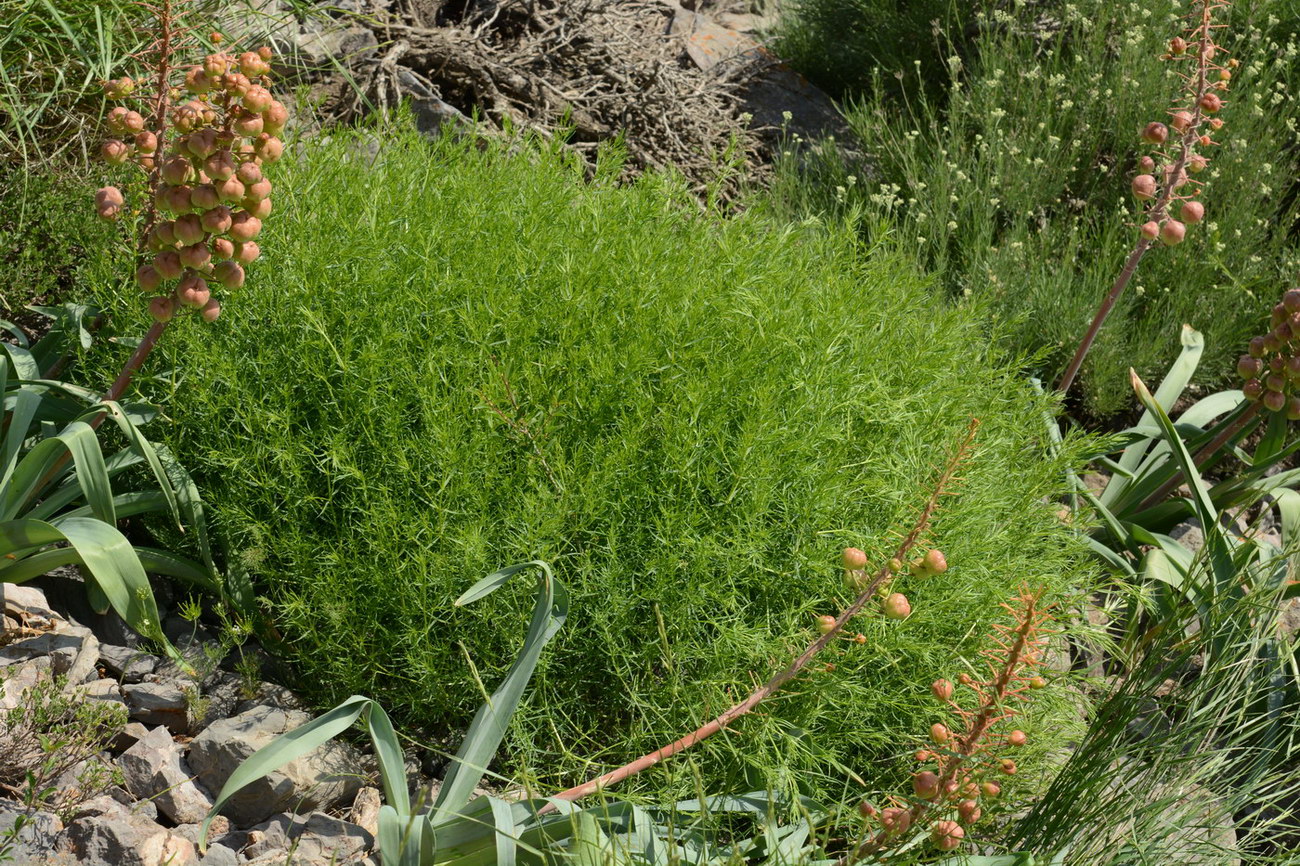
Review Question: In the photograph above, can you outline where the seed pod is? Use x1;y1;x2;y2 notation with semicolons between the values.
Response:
815;615;836;634
882;593;911;620
930;724;950;744
203;53;228;78
187;129;218;159
1188;154;1208;173
174;213;206;245
229;211;262;242
177;272;210;308
1007;730;1028;747
1284;289;1300;313
931;679;954;702
258;45;273;61
245;178;272;202
1238;356;1264;379
203;150;235;182
166;185;195;214
1028;675;1047;689
1169;36;1187;54
201;298;222;323
254;134;283;162
162;156;192;186
1160;220;1186;246
136;265;162;292
1200;93;1223;113
1140;221;1160;240
216;176;246;204
880;807;911;835
233;113;264;136
233;241;261;265
912;771;940;799
191;184;220;211
154;250;183;280
1249;336;1269;358
1141;122;1168;144
842;546;867;568
180;243;212;270
236;161;263;185
101;140;130;165
1209;117;1224;130
999;758;1018;775
201;205;233;234
958;672;973;685
957;799;981;825
1198;134;1212;147
242;85;273;113
922;549;948;574
106;106;131;133
263;101;288;135
95;186;124;208
1170;111;1193;132
931;821;964;852
1287;397;1300;421
1131;174;1156;200
185;65;212;94
1180;201;1205;224
239;51;263;77
211;237;235;260
243;195;272;220
149;296;175;322
1268;373;1286;392
1265;389;1287;412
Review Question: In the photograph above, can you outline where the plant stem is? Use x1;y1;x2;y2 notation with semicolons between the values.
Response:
544;419;981;808
102;320;169;406
1136;400;1262;511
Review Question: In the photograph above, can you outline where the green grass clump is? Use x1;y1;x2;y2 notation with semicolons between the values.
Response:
771;0;1300;418
87;122;1090;802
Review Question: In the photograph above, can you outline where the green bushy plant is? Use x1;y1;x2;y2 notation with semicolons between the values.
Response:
85;119;1094;802
771;0;1300;418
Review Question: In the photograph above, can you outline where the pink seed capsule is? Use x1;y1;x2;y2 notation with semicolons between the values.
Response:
106;107;130;133
242;85;272;113
201;298;222;323
255;134;283;162
931;679;954;702
931;820;964;852
233;241;261;264
957;799;981;825
1199;93;1223;113
1170;111;1193;132
242;197;272;219
134;131;158;154
1008;730;1028;747
930;723;949;744
1288;397;1300;421
1238;355;1264;379
180;243;212;270
1140;221;1160;240
1264;389;1287;412
1180;201;1205;224
245;178;272;201
191;184;221;211
922;549;947;574
201;205;233;234
1131;174;1156;200
236;161;262;185
101;140;130;164
166;185;195;214
177;272;210;308
95;186;124;207
216;176;246;204
161;156;192;186
263;102;288;135
912;771;940;800
174;213;206;245
204;150;237;181
122;111;145;133
233;113;264;136
148;296;175;322
1141;122;1168;144
154;251;183;280
842;547;868;570
211;237;235;260
1160;220;1186;246
1137;155;1156;173
213;259;245;288
815;615;836;634
1188;154;1208;173
882;592;911;620
229;212;262;242
137;265;162;292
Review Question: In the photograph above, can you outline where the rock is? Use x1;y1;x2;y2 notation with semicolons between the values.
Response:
112;721;153;754
233;682;305;715
119;725;216;825
190;671;244;734
0;806;63;860
349;786;381;835
293;25;378;71
245;812;373;863
64;813;199;866
1280;597;1300;641
0;656;51;709
1169;519;1205;555
1;624;98;685
99;644;159;684
78;676;127;708
30;567;140;647
188;705;364;826
1;583;59;622
198;841;241;866
122;681;190;731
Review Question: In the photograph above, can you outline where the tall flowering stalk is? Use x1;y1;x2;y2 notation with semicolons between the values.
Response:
844;587;1054;860
94;0;284;403
1057;0;1234;395
543;419;981;807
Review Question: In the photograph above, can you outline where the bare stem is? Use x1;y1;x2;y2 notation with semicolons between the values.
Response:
543;419;981;809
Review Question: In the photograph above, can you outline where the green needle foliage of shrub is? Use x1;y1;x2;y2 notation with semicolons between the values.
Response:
86;121;1091;802
771;0;1300;418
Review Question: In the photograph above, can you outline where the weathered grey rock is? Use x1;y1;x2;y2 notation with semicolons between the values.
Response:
233;681;306;715
0;656;51;709
190;671;245;734
1169;519;1205;554
0;624;98;684
0;806;63;860
197;841;241;866
111;720;153;754
119;725;216;825
189;705;364;826
86;790;158;824
122;681;189;731
78;676;127;709
349;786;381;835
1;583;59;623
64;813;198;866
99;643;159;684
244;812;373;863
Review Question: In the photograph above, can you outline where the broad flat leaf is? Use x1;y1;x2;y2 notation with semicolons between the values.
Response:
363;700;410;816
436;561;568;819
0;421;114;523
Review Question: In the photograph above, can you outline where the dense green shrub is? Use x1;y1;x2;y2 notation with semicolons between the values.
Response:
770;0;1300;418
87;123;1090;801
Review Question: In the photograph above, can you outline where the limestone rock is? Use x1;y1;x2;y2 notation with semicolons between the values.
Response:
122;681;189;731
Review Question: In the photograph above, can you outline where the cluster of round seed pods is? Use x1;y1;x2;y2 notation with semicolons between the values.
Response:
1238;288;1300;417
1128;4;1234;247
96;42;284;324
835;546;947;624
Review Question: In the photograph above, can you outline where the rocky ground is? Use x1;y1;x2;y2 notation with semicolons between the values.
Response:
1;581;392;865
